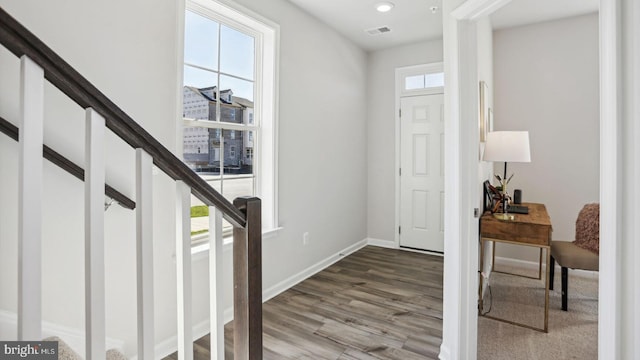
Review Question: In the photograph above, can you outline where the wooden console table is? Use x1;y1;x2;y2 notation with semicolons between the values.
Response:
479;203;553;332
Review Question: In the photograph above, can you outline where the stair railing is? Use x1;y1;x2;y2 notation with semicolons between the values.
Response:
0;6;261;360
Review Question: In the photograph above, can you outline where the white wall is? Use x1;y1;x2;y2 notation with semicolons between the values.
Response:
0;0;368;356
231;0;368;289
476;17;495;289
366;39;443;242
477;16;493;174
620;0;640;357
492;13;600;262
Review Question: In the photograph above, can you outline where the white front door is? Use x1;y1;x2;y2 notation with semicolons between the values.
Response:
399;94;445;252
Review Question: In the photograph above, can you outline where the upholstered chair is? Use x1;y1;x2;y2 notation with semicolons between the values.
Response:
549;203;599;311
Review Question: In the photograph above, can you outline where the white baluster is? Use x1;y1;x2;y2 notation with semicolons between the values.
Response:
18;55;44;341
85;108;106;360
136;149;154;360
176;181;193;360
209;207;224;360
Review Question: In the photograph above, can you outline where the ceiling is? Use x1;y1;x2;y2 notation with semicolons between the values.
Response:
286;0;443;52
491;0;598;30
285;0;599;52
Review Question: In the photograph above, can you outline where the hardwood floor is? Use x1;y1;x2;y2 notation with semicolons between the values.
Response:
165;245;443;360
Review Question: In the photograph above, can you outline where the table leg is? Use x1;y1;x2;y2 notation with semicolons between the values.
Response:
479;238;485;314
544;247;550;332
479;238;552;332
491;242;496;272
538;248;543;280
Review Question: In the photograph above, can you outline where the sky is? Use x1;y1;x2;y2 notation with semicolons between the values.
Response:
184;10;255;101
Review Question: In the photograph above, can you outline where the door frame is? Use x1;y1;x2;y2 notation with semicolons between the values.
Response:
439;0;621;359
394;63;444;251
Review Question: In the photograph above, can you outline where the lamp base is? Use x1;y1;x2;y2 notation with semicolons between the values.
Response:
493;213;515;221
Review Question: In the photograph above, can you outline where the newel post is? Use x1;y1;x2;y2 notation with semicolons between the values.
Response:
232;197;262;360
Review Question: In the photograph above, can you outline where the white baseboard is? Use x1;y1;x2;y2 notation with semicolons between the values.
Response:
366;237;397;249
494;256;599;280
150;317;213;360
152;238;370;359
0;309;125;355
438;343;450;360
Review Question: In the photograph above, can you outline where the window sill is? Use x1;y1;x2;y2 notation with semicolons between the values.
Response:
190;227;283;261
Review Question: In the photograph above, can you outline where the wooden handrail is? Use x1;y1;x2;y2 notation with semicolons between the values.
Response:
0;6;245;228
0;115;135;210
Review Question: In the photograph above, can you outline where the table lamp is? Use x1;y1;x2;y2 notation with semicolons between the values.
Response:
483;131;531;219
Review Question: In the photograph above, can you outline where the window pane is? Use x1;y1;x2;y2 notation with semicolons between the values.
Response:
218;104;241;124
221;129;252;172
184;11;219;70
221;127;254;233
204;177;222;193
183;127;209;166
425;72;445;87
183;85;214;120
190;178;222;237
223;176;255;203
220;25;254;80
405;75;425;90
184;128;221;173
190;197;209;236
184;65;218;90
220;75;254;103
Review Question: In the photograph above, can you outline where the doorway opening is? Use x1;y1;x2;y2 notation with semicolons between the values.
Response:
395;63;445;253
440;0;620;358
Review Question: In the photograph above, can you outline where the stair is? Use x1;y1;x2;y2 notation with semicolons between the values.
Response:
44;336;127;360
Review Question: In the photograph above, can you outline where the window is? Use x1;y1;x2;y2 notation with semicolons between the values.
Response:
404;72;445;91
182;0;278;241
397;63;444;99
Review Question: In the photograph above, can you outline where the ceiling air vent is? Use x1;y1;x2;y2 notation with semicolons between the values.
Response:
365;26;392;36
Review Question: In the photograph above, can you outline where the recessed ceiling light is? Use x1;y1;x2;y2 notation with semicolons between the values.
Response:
375;2;395;13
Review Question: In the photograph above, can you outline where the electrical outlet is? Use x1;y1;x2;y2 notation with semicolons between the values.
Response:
303;232;310;245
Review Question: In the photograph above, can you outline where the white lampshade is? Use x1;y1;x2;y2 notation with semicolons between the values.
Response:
483;131;531;163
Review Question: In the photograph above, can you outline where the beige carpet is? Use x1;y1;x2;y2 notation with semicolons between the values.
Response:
43;336;128;360
478;266;598;360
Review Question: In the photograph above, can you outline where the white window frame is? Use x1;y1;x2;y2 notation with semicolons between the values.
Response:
178;0;280;242
398;62;444;96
